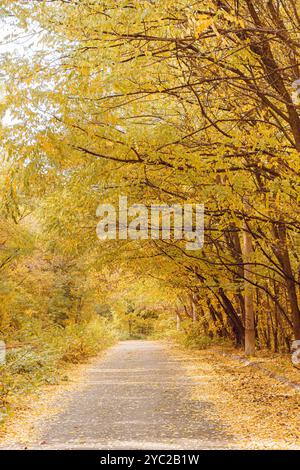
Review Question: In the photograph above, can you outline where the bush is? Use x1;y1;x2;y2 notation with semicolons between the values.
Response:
173;322;231;350
0;317;116;426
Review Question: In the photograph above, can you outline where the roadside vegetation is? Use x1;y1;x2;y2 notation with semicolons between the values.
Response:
0;318;115;426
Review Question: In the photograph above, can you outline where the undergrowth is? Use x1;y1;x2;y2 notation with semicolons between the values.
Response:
0;317;115;426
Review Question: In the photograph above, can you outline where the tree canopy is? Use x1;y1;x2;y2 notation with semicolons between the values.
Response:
1;0;300;354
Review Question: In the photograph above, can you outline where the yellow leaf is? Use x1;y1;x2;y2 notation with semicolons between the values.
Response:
195;15;213;38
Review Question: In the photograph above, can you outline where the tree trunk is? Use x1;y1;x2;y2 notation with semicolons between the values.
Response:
176;311;181;331
243;215;256;356
191;294;197;322
217;288;245;346
272;222;300;340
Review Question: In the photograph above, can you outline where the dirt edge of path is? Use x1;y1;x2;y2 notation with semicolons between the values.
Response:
170;344;300;450
217;351;300;392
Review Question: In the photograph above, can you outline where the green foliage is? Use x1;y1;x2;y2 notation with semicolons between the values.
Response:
174;323;231;350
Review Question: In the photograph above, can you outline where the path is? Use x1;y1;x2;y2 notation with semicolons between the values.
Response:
3;341;235;449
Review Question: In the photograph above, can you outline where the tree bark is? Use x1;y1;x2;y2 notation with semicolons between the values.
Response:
272;222;300;340
243;214;256;356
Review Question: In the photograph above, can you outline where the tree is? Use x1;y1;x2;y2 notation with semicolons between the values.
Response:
2;0;300;352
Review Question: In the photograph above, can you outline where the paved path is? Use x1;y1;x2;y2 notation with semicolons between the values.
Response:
14;341;234;449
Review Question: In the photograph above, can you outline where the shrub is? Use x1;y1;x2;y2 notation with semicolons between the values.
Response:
174;322;231;350
0;317;116;426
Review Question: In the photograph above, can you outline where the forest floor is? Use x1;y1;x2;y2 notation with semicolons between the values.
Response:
173;345;300;449
0;340;299;450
